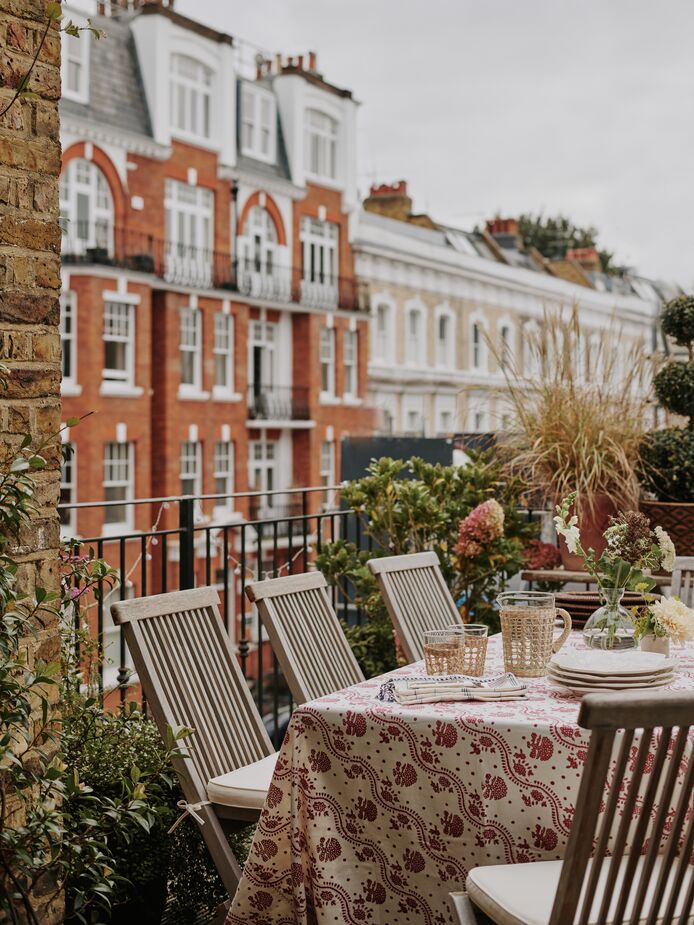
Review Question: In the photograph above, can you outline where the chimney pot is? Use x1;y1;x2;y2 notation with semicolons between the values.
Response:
369;180;408;198
308;51;317;71
566;246;602;272
297;54;304;70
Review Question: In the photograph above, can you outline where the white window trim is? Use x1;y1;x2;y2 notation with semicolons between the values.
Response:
319;439;336;508
61;24;90;104
102;442;135;536
180;440;203;498
372;295;395;365
405;302;426;367
169;53;214;144
60;290;82;396
212;311;236;398
165;179;214;287
240;83;277;163
304;108;338;182
59;442;77;539
102;299;136;388
470;314;489;373
179;307;210;400
435;304;456;369
343;328;358;398
497;317;515;373
319;326;336;400
60;158;114;258
212;440;235;518
523;320;541;378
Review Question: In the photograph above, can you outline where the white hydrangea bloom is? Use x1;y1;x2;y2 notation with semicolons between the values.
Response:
654;526;676;572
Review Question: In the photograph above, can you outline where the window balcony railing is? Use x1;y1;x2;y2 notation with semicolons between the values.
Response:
247;385;311;422
60;222;371;311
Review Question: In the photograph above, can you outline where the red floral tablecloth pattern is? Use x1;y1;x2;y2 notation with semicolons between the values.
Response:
227;634;694;925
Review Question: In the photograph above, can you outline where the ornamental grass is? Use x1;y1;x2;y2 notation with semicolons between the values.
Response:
491;306;654;517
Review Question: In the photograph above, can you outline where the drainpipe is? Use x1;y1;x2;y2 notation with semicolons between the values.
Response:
231;180;239;287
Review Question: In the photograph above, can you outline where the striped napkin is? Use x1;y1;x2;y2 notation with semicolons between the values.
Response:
377;672;527;705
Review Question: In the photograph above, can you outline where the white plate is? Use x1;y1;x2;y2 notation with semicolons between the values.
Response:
549;678;673;696
548;673;674;691
548;665;675;685
550;650;675;677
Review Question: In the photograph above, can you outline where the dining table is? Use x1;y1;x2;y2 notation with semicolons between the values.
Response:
226;632;694;925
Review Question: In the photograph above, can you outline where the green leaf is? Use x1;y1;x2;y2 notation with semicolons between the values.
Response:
66;416;80;428
46;1;63;20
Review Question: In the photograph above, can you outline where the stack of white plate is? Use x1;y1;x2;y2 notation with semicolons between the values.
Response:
548;650;676;696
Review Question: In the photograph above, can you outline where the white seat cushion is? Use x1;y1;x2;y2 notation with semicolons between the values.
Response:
464;854;694;925
206;752;278;811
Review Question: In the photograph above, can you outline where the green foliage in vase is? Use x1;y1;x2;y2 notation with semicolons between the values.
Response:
640;294;694;502
315;454;536;666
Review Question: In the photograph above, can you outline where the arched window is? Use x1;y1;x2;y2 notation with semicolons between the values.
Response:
242;207;277;273
304;109;337;179
523;321;540;378
435;307;455;368
170;54;213;139
373;302;393;363
406;306;424;365
59;158;114;256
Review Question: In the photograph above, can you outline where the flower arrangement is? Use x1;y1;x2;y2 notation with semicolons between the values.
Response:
634;597;694;644
554;492;674;593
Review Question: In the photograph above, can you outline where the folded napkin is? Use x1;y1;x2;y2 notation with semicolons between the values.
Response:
377;672;527;705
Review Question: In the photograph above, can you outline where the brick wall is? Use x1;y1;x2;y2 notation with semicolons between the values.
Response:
0;1;62;921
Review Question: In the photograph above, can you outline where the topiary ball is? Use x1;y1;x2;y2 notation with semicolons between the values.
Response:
661;295;694;349
639;426;694;503
653;361;694;419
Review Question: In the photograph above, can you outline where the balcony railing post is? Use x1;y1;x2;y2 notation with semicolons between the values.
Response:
179;496;196;590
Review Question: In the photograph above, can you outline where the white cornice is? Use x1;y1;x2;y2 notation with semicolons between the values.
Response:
218;163;306;200
61;115;171;161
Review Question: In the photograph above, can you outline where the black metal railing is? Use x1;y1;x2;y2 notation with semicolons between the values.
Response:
247;385;311;421
61;222;371;312
60;486;361;746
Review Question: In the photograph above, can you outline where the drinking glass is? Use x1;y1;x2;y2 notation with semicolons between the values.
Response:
423;629;464;676
446;624;489;676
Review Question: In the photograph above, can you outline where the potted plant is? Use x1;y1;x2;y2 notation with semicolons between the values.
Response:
640;294;694;553
554;494;675;649
634;596;694;656
494;308;650;569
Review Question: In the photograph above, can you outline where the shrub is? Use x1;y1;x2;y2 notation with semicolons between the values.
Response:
640;294;694;502
316;454;536;656
639;427;694;503
653;361;694;420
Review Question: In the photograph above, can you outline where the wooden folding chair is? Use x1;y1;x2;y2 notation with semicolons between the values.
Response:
671;556;694;608
450;690;694;925
367;551;462;663
245;571;364;704
111;587;276;899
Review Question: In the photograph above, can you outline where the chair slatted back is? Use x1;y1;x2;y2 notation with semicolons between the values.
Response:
549;691;694;925
367;552;462;663
246;571;364;704
111;587;273;800
671;556;694;608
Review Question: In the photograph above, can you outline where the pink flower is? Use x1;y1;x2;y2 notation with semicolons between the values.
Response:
454;499;505;559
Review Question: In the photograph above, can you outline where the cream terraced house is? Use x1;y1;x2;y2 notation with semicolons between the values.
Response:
353;183;668;436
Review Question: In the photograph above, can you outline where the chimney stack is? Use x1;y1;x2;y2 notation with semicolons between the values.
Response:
363;181;413;222
566;247;602;274
308;51;317;72
485;216;523;250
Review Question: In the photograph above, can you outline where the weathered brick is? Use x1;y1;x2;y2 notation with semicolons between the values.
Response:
0;328;32;360
35;99;58;137
6;402;30;432
33;253;59;288
0;290;60;324
0;214;60;251
6;19;27;51
0;136;61;174
32;329;60;361
0;290;59;324
33;400;61;434
3;364;60;398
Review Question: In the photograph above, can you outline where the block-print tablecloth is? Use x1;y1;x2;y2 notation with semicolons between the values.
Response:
228;634;694;925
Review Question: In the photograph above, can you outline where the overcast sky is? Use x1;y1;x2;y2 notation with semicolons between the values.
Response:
178;0;694;286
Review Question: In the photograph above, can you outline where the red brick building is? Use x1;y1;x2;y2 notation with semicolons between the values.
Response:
59;1;373;533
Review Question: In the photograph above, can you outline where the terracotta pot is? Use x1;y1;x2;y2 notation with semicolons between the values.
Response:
639;500;694;556
557;494;618;571
639;634;670;657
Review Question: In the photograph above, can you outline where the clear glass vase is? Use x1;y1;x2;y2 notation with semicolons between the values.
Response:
582;587;636;650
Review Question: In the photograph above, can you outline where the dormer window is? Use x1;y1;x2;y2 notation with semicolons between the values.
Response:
170;54;213;140
241;85;276;162
62;28;90;103
305;109;337;180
